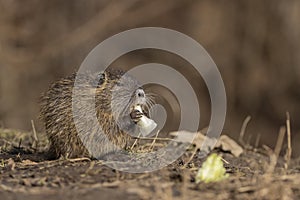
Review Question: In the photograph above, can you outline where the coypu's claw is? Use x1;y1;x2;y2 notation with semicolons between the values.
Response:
130;109;143;123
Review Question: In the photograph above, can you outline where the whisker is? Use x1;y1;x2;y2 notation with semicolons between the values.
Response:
145;92;157;100
145;96;157;117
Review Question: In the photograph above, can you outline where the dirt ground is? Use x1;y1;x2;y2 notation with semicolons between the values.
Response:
0;128;299;200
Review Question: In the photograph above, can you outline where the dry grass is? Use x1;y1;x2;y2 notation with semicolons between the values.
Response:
0;127;299;199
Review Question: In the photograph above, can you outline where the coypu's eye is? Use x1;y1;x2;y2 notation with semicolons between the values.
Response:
97;72;106;86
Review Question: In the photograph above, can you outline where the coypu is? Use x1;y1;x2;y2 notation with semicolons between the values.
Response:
40;68;154;159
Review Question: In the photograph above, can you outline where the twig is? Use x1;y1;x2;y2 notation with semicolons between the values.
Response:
132;136;175;142
221;157;230;165
182;147;197;169
18;138;22;149
274;126;286;158
0;138;12;146
263;145;277;174
254;133;261;148
284;112;292;169
67;157;91;162
149;130;160;151
85;161;95;174
239;116;251;146
31;120;38;149
246;134;252;147
130;132;141;150
142;143;165;148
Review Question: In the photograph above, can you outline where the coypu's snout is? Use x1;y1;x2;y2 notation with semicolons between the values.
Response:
136;88;145;98
135;88;146;102
130;88;147;110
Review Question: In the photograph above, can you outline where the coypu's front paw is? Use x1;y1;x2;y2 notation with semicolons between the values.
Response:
130;109;143;123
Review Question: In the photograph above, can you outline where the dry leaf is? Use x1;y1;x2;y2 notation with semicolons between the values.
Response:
170;131;243;157
216;135;243;157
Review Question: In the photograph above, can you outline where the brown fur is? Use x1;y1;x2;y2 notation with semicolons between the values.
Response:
40;69;145;159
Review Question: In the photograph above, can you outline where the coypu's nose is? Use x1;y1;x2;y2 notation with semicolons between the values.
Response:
136;89;145;98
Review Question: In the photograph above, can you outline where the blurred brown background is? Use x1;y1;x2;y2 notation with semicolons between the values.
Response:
0;0;299;155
